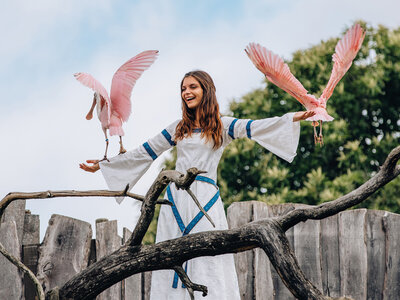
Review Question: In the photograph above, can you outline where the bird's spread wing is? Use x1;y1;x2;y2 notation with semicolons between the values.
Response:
74;72;111;121
110;50;159;122
320;24;365;105
245;43;319;110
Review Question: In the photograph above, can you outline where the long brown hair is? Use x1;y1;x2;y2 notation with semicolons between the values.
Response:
175;70;223;149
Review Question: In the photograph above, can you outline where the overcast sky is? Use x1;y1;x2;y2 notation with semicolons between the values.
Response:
1;0;400;240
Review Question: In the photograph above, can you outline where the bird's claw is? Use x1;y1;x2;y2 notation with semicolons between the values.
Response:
99;156;110;162
313;121;324;146
314;134;324;146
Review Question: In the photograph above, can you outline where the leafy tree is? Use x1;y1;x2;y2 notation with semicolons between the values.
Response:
219;21;400;212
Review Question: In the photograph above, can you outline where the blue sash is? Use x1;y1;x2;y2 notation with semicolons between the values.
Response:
166;175;220;288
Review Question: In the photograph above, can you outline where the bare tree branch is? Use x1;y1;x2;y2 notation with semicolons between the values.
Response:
0;189;170;219
279;145;400;231
0;242;45;300
173;265;208;299
186;188;215;227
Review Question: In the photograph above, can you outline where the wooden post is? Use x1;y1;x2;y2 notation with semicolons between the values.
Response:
36;214;92;292
365;210;386;300
339;209;368;299
23;211;40;245
96;219;122;300
383;211;400;300
1;199;26;245
122;227;141;300
320;214;341;297
252;201;274;299
22;210;41;300
22;244;40;300
0;220;23;299
227;201;254;300
143;271;152;300
294;219;323;291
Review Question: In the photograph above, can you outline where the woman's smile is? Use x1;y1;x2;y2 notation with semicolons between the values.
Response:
181;76;203;109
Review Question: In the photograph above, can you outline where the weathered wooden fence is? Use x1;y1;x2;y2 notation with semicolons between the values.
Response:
1;200;400;299
227;201;400;300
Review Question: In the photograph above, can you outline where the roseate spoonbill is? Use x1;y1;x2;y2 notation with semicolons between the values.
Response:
74;50;159;160
245;24;365;145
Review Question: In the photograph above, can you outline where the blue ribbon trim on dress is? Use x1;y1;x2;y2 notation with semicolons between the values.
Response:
162;129;176;146
246;120;254;139
143;142;157;160
167;175;219;288
228;118;238;139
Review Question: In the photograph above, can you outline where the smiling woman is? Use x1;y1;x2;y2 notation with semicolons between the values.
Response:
181;76;203;110
79;69;313;299
175;71;223;150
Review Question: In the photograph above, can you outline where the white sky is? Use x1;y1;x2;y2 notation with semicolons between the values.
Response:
1;0;400;241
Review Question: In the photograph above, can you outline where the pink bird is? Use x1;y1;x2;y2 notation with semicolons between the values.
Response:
74;50;159;160
245;24;365;145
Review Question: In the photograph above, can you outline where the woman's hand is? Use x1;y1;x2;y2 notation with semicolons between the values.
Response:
79;160;100;173
293;110;316;122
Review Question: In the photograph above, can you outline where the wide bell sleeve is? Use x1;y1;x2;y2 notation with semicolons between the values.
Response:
99;120;180;203
222;113;300;163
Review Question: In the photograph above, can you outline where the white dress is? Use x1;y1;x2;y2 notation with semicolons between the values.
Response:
99;113;300;300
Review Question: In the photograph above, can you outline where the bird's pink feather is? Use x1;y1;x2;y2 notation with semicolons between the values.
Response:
320;24;365;105
245;43;319;110
109;114;124;136
110;50;159;122
74;72;111;123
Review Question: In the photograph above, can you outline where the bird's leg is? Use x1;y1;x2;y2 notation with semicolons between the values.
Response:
86;94;97;120
319;121;324;146
100;130;110;162
119;136;127;155
312;121;319;144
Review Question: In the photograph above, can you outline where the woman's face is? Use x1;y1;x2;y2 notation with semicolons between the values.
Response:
181;76;203;110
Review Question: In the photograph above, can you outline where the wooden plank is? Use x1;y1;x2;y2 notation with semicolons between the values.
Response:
294;219;323;291
339;209;368;300
383;211;400;300
96;219;122;300
0;220;23;299
143;271;152;300
320;214;341;297
1;199;26;246
365;210;386;300
23;211;40;245
252;201;274;300
122;227;141;300
36;214;92;292
227;201;254;300
22;244;39;300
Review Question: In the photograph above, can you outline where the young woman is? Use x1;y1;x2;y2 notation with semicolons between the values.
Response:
80;70;314;299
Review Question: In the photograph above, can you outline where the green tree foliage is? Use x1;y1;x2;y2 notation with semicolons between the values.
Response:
219;21;400;212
